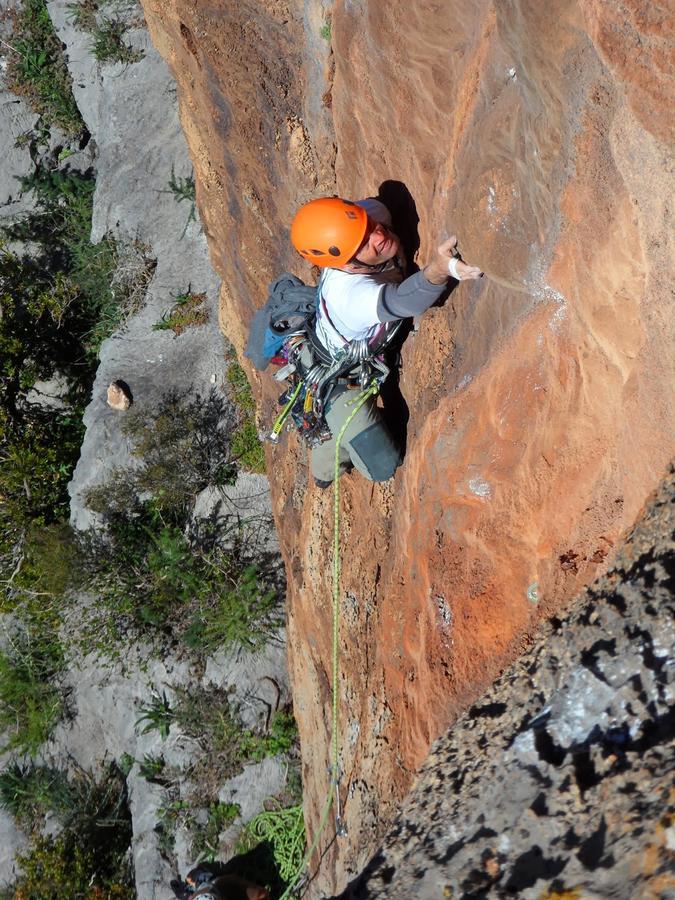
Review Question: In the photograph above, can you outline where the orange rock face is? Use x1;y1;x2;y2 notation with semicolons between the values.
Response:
140;1;673;894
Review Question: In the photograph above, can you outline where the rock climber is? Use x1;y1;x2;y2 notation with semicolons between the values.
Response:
290;195;483;487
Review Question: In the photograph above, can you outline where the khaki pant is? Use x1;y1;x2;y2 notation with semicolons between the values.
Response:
310;384;401;483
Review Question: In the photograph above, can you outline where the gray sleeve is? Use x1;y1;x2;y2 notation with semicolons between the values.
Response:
376;269;448;322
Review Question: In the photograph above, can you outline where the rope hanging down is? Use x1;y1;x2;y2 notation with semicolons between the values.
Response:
278;380;381;900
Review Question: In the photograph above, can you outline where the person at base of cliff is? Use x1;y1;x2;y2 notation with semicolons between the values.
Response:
170;864;269;900
290;196;483;487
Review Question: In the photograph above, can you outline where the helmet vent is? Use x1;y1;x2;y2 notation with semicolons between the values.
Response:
328;246;341;256
310;249;324;256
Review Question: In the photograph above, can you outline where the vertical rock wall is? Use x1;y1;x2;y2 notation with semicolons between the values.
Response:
340;468;675;899
139;1;673;894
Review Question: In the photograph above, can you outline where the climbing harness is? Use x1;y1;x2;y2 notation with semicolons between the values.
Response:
278;379;380;900
266;272;400;448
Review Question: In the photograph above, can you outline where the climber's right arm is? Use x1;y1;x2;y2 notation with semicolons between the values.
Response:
377;237;482;322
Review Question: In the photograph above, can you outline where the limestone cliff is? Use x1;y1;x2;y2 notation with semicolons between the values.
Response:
138;1;673;895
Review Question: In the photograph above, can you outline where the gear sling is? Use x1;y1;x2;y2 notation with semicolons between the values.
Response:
261;270;402;446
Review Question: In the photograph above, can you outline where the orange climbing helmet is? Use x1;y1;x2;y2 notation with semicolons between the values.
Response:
290;197;369;267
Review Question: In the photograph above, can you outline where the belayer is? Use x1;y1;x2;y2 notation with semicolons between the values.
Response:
246;196;482;487
171;864;269;899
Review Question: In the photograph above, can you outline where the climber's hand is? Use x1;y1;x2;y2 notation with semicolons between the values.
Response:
439;236;483;281
426;236;483;284
453;258;483;280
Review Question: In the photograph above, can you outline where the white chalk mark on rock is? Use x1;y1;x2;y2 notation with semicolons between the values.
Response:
468;476;492;499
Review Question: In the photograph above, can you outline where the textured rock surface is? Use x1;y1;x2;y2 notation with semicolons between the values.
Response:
0;87;37;223
339;468;674;899
0;4;288;895
192;475;280;569
0;809;27;890
47;610;290;897
46;0;226;531
138;2;674;895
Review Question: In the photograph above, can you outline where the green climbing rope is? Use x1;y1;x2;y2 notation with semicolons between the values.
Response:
331;381;380;809
278;379;380;899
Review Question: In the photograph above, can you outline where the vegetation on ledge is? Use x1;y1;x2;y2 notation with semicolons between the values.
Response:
0;0;84;133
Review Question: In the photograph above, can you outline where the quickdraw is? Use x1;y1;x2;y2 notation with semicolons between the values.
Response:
267;329;399;447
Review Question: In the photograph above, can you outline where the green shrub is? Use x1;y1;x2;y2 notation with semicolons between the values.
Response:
135;692;174;741
91;17;142;63
66;1;144;65
155;794;196;858
10;166;122;362
0;163;128;578
8;835;132;899
234;711;299;765
319;20;332;41
121;388;239;507
0;165;111;587
138;754;168;784
168;690;298;790
0;411;84;617
230;419;266;473
192;801;241;862
184;563;279;653
81;389;281;648
167;166;196;203
225;354;265;473
118;753;135;778
4;764;133;899
226;356;256;413
0;627;65;755
166;165;196;236
83;489;280;645
112;524;276;649
0;411;84;531
64;0;98;29
153;290;208;335
0;159;155;638
0;763;73;832
13;523;83;598
2;0;84;133
0;165;146;410
0;238;82;410
262;711;299;757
